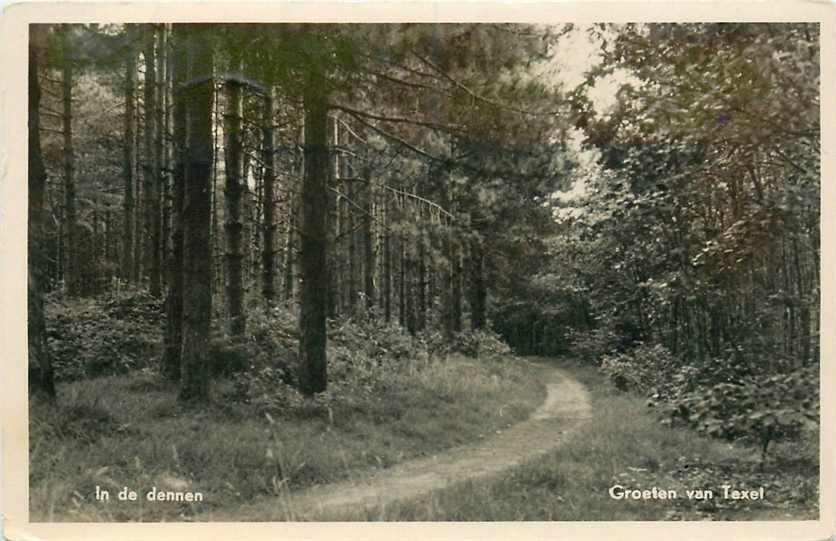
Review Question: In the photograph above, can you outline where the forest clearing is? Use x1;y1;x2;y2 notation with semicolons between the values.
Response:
25;22;820;522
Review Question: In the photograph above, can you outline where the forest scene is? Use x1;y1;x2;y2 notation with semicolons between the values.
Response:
27;22;820;522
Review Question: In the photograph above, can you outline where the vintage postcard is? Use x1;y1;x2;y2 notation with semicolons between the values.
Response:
1;2;833;540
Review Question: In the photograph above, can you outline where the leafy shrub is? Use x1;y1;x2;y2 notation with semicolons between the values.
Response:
596;338;819;466
228;311;515;419
599;343;676;394
430;329;512;359
664;365;819;464
45;288;163;381
229;310;421;418
690;353;756;386
568;327;620;364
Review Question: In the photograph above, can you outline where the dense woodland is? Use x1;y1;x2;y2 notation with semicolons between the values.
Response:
28;23;819;489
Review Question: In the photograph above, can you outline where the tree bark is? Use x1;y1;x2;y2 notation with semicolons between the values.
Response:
398;232;405;327
405;236;416;335
161;24;187;382
451;238;463;333
469;238;487;330
283;190;296;303
122;26;136;282
178;24;214;403
417;227;427;331
363;165;375;311
346;165;357;314
297;59;329;395
224;48;246;337
61;26;78;297
160;25;171;287
132;116;142;282
261;87;277;303
29;25;57;400
383;196;392;322
143;25;161;296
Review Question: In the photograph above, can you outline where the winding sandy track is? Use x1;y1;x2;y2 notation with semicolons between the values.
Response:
209;361;592;521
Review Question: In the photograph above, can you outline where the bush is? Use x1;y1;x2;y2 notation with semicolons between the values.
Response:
228;311;422;418
450;330;512;358
596;338;819;466
568;327;620;364
664;365;819;465
426;329;512;359
599;343;676;394
45;288;163;381
229;312;517;419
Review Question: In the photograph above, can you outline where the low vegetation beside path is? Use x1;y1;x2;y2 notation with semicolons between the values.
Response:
327;360;818;522
30;292;544;522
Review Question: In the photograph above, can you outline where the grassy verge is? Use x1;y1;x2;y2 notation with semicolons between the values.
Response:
322;359;819;521
29;354;544;521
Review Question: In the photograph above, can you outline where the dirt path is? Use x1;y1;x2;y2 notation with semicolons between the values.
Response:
211;361;592;520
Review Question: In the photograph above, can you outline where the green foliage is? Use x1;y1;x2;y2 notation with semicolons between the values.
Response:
314;362;818;521
228;308;518;420
229;310;423;417
444;329;512;359
567;327;621;364
45;288;163;381
599;343;676;393
30;349;544;521
596;336;819;465
32;400;119;444
665;365;819;462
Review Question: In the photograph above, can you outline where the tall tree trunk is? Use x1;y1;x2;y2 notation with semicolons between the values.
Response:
160;25;171;287
363;165;375;311
417;227;426;331
398;232;405;327
346;172;357;314
91;202;100;294
224;50;246;337
792;236;811;365
143;25;161;296
451;238;463;333
383;196;392;322
132;119;142;282
333;119;346;315
178;24;214;403
405;237;416;335
442;231;454;339
261;87;277;303
161;24;187;382
61;26;78;297
298;60;329;395
122;27;136;282
211;85;223;310
283;190;296;303
470;238;487;330
29;25;56;400
330;159;342;318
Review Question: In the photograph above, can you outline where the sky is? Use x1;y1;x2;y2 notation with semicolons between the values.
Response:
548;25;624;204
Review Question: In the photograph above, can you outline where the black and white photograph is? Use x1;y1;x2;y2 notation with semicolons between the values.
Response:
2;3;832;536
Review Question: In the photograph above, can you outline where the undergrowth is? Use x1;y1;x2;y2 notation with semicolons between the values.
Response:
30;296;543;522
320;360;818;521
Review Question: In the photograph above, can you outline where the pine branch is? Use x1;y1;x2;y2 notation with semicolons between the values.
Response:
332;103;462;133
410;49;566;117
347;113;447;165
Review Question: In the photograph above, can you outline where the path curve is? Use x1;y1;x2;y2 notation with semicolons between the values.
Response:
214;360;592;520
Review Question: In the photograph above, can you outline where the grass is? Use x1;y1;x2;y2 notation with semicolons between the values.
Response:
29;353;545;522
30;355;819;522
316;359;820;521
